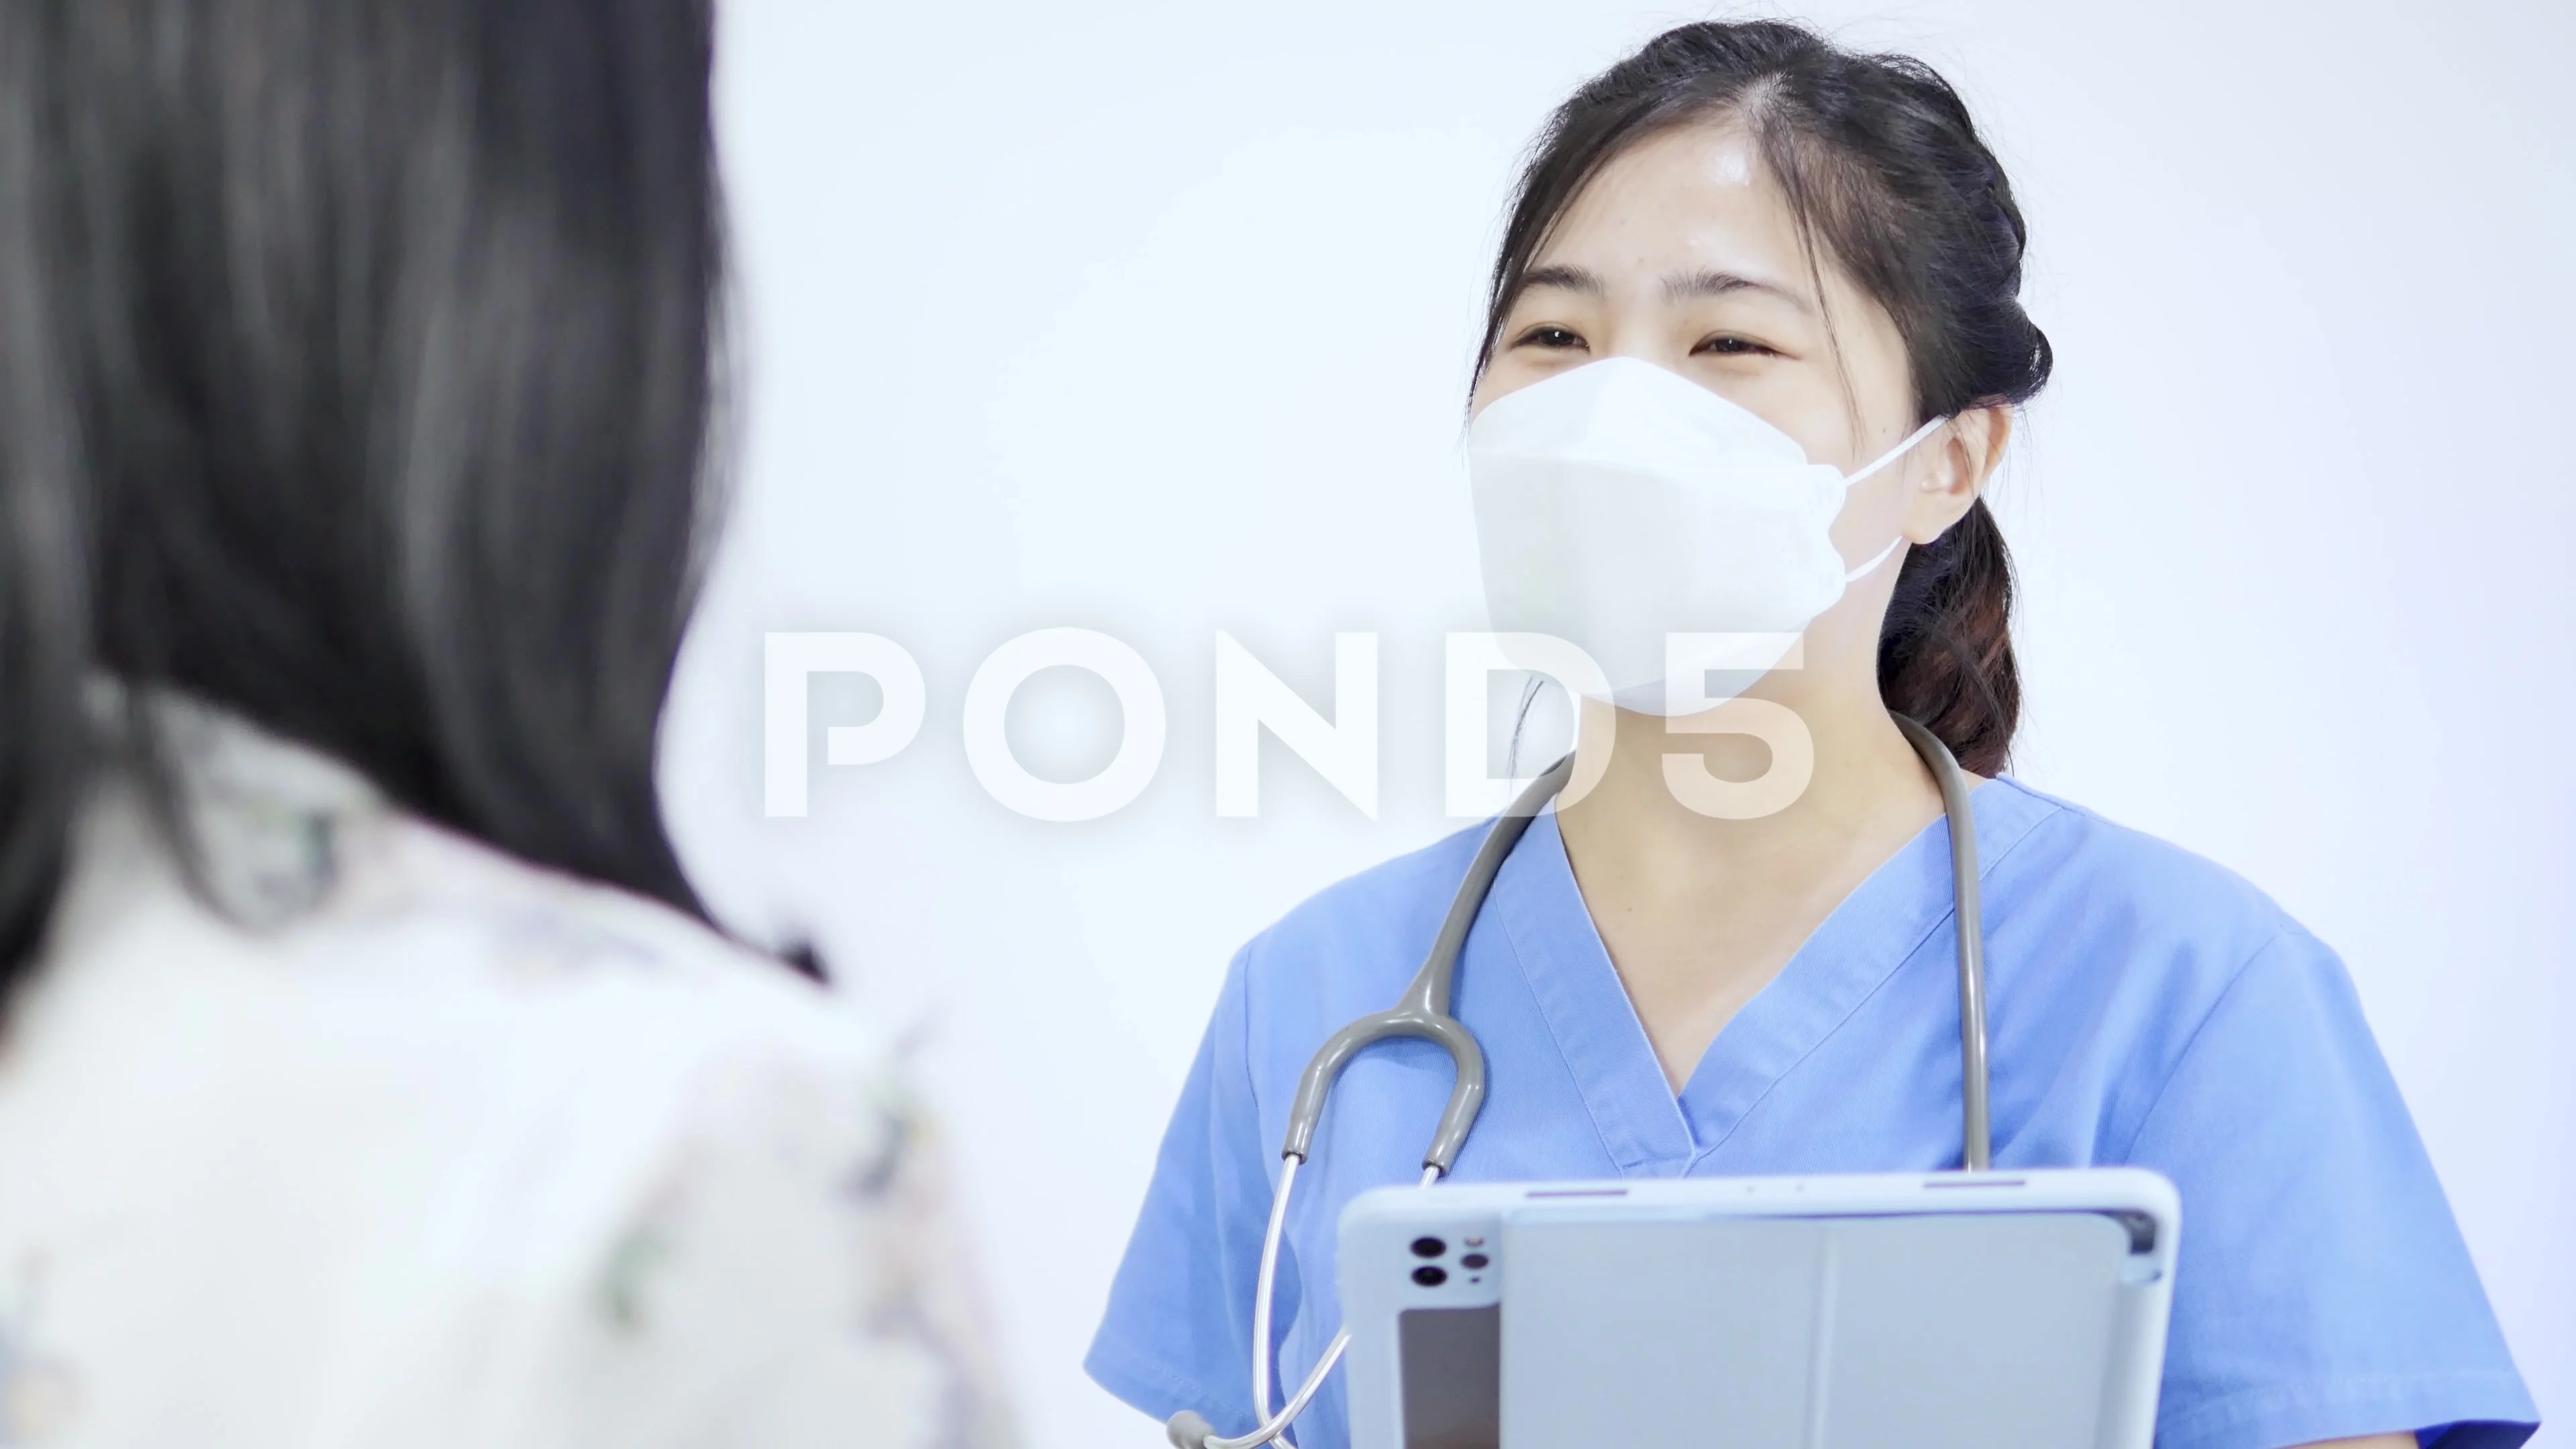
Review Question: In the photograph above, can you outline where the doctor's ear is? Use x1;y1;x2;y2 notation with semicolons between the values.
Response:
1900;404;2011;545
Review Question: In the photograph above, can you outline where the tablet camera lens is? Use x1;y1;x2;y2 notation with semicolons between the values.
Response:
1412;1265;1447;1287
1409;1236;1446;1259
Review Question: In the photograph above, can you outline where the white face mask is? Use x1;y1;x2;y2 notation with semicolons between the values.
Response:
1468;356;1947;716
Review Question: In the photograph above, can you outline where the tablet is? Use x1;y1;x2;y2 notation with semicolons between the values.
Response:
1337;1168;2178;1449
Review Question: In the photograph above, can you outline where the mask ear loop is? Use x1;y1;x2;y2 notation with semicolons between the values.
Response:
1837;414;1951;584
1842;534;1907;584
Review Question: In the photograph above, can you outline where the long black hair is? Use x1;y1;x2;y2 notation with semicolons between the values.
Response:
1478;19;2051;773
0;0;743;995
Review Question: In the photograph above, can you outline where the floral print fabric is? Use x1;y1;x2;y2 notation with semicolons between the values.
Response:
0;698;1014;1448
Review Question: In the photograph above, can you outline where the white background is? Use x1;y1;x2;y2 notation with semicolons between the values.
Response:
673;2;2575;1443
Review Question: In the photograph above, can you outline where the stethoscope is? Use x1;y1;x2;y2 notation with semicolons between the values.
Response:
1167;714;1992;1449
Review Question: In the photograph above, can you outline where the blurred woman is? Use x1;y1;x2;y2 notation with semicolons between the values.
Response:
0;2;1009;1444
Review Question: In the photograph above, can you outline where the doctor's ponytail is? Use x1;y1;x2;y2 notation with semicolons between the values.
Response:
1476;20;2049;775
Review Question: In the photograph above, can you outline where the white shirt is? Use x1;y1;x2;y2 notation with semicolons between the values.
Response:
0;700;1014;1448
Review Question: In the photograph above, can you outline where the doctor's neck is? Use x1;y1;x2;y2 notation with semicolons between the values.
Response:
1552;665;1961;1090
1558;672;1953;891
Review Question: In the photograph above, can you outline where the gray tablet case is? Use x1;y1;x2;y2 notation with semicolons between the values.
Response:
1338;1169;2178;1449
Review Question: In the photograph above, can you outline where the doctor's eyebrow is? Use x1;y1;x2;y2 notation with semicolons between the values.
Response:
1662;268;1813;313
1518;263;1605;295
1513;263;1814;314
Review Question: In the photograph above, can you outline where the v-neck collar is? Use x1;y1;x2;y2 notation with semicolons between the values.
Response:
1489;810;1692;1173
1488;783;2046;1175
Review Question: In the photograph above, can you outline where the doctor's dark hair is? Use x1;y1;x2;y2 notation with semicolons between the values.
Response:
1477;20;2048;773
0;0;771;995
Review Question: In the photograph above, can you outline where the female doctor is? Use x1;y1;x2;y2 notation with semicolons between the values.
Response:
1089;20;2535;1449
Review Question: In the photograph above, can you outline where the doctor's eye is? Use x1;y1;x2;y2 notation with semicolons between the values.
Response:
1695;333;1779;358
1511;325;1589;351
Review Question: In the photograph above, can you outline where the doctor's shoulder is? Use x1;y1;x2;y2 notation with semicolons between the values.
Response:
1226;822;1496;1019
1974;775;2397;1130
1980;782;2533;1446
1980;774;2328;981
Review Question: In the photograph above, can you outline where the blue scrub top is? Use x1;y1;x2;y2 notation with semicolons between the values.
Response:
1087;778;2536;1449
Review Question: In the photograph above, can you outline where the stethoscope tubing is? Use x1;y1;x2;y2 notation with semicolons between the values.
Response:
1278;756;1568;1172
1893;713;1992;1171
